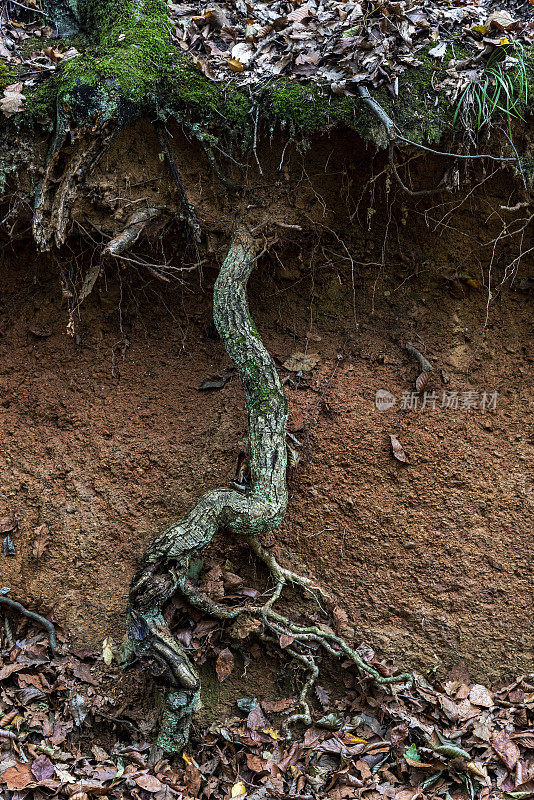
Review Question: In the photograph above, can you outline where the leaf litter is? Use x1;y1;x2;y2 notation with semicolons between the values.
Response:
1;1;534;119
0;576;532;800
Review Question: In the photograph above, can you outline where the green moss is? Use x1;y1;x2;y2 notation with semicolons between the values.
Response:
268;80;357;133
54;0;171;116
0;63;11;92
164;56;250;129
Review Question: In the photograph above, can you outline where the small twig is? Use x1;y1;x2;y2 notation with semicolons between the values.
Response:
0;596;56;651
405;343;433;373
8;0;46;13
500;200;531;212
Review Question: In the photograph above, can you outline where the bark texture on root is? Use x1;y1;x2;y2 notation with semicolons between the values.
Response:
128;225;289;753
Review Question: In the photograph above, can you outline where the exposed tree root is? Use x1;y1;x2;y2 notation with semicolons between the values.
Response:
33;123;117;251
406;342;434;374
103;207;163;257
0;593;57;652
127;224;412;754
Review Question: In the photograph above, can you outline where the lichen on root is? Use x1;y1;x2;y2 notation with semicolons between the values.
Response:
126;225;412;754
127;225;289;753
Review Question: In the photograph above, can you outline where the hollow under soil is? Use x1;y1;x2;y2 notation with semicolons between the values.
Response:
0;122;532;718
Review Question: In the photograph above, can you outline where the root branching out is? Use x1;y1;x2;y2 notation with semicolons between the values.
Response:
126;224;411;754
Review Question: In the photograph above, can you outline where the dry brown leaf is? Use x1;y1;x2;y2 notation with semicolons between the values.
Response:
390;434;409;464
32;524;50;559
1;83;25;117
283;351;320;372
0;515;16;534
279;633;295;648
215;647;234;682
492;729;521;770
2;763;33;790
486;10;516;30
469;684;494;708
135;773;163;792
184;760;201;796
415;370;431;393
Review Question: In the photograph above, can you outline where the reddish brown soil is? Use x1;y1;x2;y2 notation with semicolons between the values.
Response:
0;123;532;709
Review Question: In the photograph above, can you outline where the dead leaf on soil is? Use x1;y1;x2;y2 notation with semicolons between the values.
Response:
198;371;234;390
31;754;55;781
279;633;295;648
135;772;164;792
492;729;521;770
390;435;409;464
415;371;431;393
0;515;16;534
32;524;50;559
215;647;234;682
1;83;25;117
469;684;494;708
2;762;33;790
283;351;320;372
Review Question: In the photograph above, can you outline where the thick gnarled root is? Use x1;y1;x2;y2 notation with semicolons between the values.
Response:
33;124;116;251
128;226;289;753
127;225;411;754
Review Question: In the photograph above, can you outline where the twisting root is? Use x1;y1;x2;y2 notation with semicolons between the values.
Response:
128;224;412;754
128;224;288;753
0;594;56;652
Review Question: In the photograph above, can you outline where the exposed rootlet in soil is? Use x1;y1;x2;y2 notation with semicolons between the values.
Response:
0;607;532;800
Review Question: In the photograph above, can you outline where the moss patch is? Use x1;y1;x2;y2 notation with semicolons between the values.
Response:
164;56;251;129
0;63;12;93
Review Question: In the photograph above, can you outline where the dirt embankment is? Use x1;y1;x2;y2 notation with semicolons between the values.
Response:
0;122;532;698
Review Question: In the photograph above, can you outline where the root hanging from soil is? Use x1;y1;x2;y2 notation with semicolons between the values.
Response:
0;594;57;652
33;124;117;251
127;225;412;754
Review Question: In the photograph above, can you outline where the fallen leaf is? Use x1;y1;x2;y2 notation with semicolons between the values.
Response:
0;516;16;533
215;647;234;682
390;434;409;463
231;780;247;797
227;57;244;72
279;633;294;648
262;727;285;740
1;83;25;117
31;755;55;781
102;638;114;666
135;773;163;792
415;371;431;393
247;705;267;730
469;684;494;708
492;729;521;770
32;524;50;559
198;371;234;390
486;10;516;30
283;351;320;372
2;763;33;790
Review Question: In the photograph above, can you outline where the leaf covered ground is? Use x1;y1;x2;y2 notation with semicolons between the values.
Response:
0;580;532;800
1;1;534;118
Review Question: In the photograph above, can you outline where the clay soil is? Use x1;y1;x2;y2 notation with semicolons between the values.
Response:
0;124;532;714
